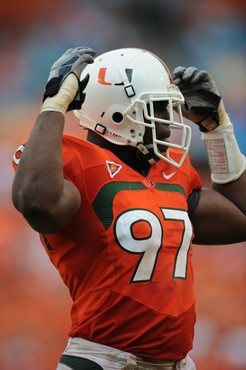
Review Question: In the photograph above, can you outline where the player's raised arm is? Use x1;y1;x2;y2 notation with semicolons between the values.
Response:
173;66;246;244
12;47;96;234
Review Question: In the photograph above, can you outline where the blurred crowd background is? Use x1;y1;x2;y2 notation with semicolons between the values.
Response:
0;1;245;369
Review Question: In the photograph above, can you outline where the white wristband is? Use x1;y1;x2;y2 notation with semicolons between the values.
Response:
201;102;246;184
40;73;78;115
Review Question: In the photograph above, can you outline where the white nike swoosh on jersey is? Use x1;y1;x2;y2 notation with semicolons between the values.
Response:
162;171;176;179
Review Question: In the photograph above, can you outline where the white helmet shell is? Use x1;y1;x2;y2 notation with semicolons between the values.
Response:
74;48;191;167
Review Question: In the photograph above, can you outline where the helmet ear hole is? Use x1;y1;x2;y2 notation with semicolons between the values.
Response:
112;112;123;123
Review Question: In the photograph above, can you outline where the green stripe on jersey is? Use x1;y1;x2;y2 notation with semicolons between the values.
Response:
92;182;146;230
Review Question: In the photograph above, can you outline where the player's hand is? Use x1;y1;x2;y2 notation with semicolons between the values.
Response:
173;66;222;132
43;47;96;111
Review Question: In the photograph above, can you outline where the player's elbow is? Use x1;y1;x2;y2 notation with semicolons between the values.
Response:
12;184;81;234
12;196;66;234
12;177;81;234
13;181;47;213
12;184;58;232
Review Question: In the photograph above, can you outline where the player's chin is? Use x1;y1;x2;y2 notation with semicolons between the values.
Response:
157;142;169;153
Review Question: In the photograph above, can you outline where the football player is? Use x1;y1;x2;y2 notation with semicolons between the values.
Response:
12;47;246;370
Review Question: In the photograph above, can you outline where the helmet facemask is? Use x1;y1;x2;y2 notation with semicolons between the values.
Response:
124;87;191;167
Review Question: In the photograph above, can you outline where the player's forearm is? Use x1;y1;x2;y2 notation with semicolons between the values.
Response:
212;171;246;215
12;49;95;230
201;102;246;215
12;111;65;216
173;67;246;216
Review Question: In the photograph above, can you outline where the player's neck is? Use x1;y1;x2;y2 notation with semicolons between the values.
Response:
87;130;151;176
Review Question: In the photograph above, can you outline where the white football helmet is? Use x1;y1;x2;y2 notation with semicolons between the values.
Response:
74;48;191;167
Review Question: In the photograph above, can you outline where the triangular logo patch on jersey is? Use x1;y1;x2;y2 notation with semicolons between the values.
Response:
106;160;122;178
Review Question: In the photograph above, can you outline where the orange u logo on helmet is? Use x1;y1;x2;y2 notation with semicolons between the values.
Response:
97;68;133;86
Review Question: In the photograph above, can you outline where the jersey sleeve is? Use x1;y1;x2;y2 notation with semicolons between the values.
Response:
181;154;203;196
61;139;84;192
168;148;203;196
12;143;26;172
189;160;203;191
187;189;201;216
179;154;203;215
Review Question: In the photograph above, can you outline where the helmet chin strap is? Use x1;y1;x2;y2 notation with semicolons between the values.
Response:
136;143;158;165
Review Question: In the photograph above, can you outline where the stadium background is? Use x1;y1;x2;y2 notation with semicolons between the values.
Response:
0;1;245;369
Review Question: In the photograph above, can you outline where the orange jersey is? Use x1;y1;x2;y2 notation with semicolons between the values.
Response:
13;134;202;360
